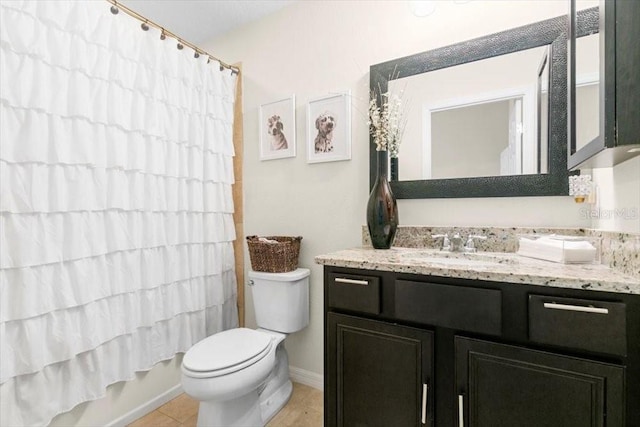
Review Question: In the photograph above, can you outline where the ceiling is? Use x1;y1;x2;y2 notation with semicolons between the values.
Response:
120;0;295;44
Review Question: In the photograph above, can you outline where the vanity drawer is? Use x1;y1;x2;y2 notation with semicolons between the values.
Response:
395;280;502;335
529;295;627;357
327;272;380;314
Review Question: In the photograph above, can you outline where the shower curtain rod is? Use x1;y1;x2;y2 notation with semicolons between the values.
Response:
106;0;239;75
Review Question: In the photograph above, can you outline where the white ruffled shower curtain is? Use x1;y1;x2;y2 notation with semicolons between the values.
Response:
0;1;239;425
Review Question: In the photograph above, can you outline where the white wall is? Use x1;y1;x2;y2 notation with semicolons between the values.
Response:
590;157;640;233
204;0;598;380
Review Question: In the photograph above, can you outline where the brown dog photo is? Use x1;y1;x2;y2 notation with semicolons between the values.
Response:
267;114;288;150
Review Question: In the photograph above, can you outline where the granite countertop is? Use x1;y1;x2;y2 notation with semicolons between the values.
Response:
315;247;640;295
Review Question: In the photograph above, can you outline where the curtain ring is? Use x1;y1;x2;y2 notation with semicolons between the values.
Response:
160;30;166;40
110;5;119;14
141;21;149;31
194;52;200;58
177;43;184;50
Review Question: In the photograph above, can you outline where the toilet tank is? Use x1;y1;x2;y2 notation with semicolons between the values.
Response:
248;268;310;333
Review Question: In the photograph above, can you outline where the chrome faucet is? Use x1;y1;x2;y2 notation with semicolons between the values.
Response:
432;233;487;253
449;233;465;252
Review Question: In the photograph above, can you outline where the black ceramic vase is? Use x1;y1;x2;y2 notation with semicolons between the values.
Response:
390;157;398;181
366;150;398;249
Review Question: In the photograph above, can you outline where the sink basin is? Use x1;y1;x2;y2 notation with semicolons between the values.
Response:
399;250;517;267
410;257;501;267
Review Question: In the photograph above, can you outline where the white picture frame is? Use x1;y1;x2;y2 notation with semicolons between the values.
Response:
259;95;296;161
307;91;351;163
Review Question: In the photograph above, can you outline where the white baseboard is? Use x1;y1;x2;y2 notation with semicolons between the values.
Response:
289;366;324;391
106;383;183;427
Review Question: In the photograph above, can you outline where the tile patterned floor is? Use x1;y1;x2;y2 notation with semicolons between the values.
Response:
127;382;323;427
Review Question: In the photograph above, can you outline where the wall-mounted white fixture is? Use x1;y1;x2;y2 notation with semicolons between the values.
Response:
569;174;593;203
409;0;437;17
409;0;473;17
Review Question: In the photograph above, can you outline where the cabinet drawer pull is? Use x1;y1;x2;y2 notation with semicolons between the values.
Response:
543;302;609;314
334;277;369;286
421;383;428;424
458;394;464;427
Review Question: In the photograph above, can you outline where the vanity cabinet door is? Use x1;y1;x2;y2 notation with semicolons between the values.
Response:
455;337;624;427
326;313;434;427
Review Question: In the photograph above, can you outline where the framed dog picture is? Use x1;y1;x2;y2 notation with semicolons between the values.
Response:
259;95;296;161
307;92;351;163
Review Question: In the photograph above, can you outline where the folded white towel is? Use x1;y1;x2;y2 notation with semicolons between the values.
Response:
258;237;279;244
517;236;597;263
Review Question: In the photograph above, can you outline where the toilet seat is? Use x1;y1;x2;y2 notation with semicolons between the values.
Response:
182;328;273;379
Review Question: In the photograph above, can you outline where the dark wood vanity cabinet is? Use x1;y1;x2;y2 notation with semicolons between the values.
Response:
456;337;624;427
324;266;640;427
327;313;434;427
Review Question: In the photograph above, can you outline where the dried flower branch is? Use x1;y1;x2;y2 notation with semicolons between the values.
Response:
368;86;408;158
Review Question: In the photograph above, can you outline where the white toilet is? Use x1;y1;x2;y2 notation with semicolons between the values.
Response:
181;268;310;427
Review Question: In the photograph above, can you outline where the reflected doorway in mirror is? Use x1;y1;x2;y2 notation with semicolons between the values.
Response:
388;44;550;181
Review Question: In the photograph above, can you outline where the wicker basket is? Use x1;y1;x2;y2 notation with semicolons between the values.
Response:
246;235;302;273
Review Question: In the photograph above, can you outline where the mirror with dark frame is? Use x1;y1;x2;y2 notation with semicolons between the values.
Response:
369;12;591;199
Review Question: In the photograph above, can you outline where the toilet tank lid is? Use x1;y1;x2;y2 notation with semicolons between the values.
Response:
183;328;272;372
248;268;310;282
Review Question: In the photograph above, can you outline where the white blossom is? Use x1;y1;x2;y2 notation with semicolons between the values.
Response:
368;90;407;158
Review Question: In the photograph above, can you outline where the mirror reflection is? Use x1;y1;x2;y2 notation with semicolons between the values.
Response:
390;45;550;181
574;0;600;152
430;99;518;179
538;50;549;174
575;33;599;151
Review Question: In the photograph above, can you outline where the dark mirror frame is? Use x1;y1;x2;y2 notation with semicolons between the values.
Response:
370;14;574;199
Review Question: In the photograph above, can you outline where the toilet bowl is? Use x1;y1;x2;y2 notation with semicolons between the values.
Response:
181;268;310;427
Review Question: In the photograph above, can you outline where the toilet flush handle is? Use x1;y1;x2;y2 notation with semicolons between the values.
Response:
248;280;255;286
